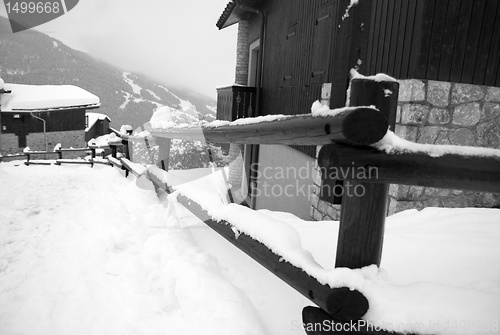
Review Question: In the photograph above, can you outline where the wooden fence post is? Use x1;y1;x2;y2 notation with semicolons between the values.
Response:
156;138;171;171
111;145;117;159
335;78;399;269
122;139;131;160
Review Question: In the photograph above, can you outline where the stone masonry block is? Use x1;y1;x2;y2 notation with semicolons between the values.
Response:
401;104;429;125
453;102;481;126
326;204;340;221
476;120;500;148
310;192;320;207
395;125;418;142
427;81;451;107
418;126;444;144
449;128;475;146
481;103;500;120
424;187;451;197
485;87;500;102
396;105;402;123
435;131;451;145
428;108;451;124
451;83;485;104
477;193;500;207
398;79;426;102
317;199;330;214
312;207;324;221
408;186;425;199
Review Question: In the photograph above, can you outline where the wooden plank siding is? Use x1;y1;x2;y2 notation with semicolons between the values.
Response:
256;0;341;157
239;0;499;156
254;0;376;114
247;0;373;157
1;109;86;134
365;0;500;86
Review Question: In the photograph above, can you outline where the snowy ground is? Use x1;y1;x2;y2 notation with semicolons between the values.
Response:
1;162;499;335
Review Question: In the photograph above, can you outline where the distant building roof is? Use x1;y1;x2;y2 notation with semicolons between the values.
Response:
0;83;100;112
85;112;111;132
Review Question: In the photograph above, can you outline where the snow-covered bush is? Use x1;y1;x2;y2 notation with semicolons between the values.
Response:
129;106;228;169
168;139;227;169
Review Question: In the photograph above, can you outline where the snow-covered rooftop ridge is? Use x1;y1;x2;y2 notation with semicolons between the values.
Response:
0;83;100;112
374;130;500;159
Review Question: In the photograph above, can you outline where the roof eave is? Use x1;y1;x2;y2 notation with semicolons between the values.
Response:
1;103;101;113
216;0;259;29
216;1;237;30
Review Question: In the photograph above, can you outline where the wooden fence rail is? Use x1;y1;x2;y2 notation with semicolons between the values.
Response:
98;78;500;334
150;106;389;146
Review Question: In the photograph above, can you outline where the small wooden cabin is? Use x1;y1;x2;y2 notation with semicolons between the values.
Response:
85;112;111;143
216;0;500;219
0;82;100;154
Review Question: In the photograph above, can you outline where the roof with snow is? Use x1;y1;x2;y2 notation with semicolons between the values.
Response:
85;112;111;132
0;83;100;112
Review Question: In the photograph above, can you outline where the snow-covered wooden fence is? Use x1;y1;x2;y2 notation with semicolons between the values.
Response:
20;147;95;166
114;78;500;335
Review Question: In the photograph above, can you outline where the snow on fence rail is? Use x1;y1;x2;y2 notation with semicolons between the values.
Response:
149;106;389;146
99;78;500;334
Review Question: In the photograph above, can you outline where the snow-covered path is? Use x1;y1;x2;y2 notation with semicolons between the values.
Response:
1;162;499;335
0;163;268;335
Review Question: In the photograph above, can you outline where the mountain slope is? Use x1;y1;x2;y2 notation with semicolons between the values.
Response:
0;16;216;129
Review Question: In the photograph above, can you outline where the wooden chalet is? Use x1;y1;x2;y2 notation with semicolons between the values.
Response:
216;0;500;219
85;112;111;143
0;82;100;154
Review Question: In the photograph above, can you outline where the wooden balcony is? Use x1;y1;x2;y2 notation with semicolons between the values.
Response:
216;86;256;121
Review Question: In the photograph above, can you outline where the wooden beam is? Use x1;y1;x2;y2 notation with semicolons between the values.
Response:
177;195;369;322
150;107;388;146
335;78;399;269
318;144;500;194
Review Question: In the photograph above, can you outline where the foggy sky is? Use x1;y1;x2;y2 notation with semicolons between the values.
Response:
1;0;238;98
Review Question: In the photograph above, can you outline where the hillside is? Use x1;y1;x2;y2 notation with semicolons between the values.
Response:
0;16;216;129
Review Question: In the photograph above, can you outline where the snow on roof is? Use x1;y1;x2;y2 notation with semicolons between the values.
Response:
85;112;110;132
0;83;100;112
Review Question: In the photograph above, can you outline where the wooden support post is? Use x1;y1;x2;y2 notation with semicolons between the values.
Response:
111;145;117;159
57;150;62;160
335;78;399;269
122;139;131;160
155;137;171;171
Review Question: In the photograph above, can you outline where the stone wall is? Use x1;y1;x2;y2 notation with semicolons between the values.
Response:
0;133;19;155
311;80;500;221
235;20;250;86
1;130;86;158
390;80;500;213
310;146;342;221
228;20;251;201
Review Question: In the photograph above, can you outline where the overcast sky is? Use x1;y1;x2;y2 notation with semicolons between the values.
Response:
1;0;238;98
